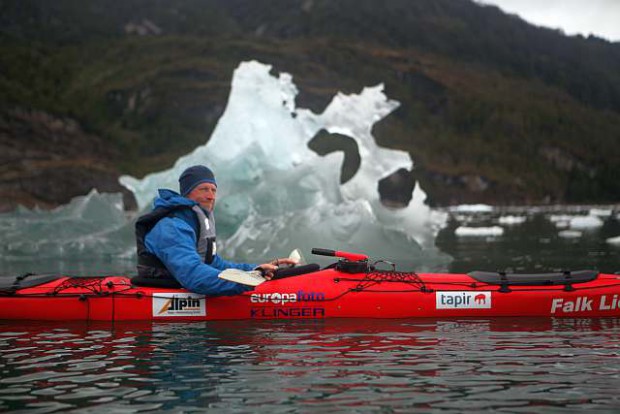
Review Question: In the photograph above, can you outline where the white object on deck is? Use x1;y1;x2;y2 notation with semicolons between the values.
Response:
219;269;267;286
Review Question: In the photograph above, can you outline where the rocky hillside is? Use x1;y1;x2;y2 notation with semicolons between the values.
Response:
0;109;134;211
1;0;619;211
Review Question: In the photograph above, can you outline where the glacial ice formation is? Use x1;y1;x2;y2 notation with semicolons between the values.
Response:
120;61;449;268
0;61;451;274
5;61;620;275
0;190;136;274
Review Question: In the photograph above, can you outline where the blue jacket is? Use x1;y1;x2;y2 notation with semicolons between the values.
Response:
144;189;255;295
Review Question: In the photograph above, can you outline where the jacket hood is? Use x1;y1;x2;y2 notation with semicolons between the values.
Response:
153;189;197;210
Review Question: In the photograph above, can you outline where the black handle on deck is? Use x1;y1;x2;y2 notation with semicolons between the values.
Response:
311;248;336;257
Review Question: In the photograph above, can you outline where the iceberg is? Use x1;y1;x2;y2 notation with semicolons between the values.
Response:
0;61;450;274
120;61;449;267
549;213;605;230
0;190;136;275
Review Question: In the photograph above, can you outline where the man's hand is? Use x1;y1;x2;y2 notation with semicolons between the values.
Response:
256;258;299;279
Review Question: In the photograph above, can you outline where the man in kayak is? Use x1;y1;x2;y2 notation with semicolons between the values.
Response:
135;165;296;295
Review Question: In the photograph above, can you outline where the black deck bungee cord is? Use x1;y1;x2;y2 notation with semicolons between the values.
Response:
5;274;620;302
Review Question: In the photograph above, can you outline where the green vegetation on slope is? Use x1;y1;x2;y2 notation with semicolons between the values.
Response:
1;0;620;208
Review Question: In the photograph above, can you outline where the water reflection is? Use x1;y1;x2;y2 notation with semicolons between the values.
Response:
1;318;619;412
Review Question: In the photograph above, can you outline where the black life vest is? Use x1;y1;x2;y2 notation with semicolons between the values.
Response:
135;204;217;279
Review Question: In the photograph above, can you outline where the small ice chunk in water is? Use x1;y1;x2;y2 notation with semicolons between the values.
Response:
589;208;612;217
455;226;504;237
569;216;603;229
549;214;573;223
549;214;604;230
449;204;494;213
559;230;582;238
606;235;620;244
498;215;526;225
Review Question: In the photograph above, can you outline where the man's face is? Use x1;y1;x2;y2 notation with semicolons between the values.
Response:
187;182;217;212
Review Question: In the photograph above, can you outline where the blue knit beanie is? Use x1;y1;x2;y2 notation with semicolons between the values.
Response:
179;165;217;196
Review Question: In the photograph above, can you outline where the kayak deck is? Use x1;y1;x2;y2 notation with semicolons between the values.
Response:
2;268;620;321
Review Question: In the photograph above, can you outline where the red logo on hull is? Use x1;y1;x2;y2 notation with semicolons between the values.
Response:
474;294;486;304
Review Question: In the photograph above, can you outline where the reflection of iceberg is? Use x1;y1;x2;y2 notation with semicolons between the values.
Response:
121;61;449;269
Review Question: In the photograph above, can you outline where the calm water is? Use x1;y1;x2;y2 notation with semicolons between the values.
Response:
1;206;620;412
1;319;620;412
437;206;620;274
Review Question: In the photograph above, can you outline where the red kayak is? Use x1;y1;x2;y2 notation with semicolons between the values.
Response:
1;249;619;321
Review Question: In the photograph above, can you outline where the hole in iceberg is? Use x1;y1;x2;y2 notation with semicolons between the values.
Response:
378;168;416;208
308;129;360;184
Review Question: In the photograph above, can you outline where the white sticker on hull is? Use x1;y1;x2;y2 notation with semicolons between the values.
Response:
153;293;206;317
436;291;492;309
